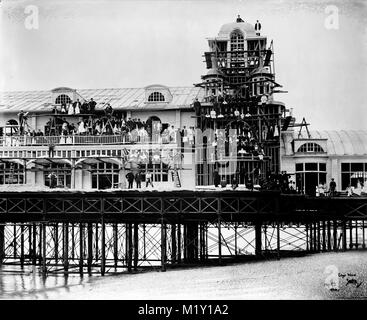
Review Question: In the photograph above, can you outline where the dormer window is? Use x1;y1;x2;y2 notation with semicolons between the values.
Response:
148;92;165;102
297;143;324;153
55;94;72;105
145;84;172;104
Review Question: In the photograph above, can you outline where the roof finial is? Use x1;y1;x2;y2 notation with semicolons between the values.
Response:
236;15;244;23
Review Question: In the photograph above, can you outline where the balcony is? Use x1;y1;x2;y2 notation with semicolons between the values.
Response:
0;134;179;160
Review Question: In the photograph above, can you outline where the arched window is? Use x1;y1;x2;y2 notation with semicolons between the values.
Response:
297;143;324;153
55;94;72;105
230;30;244;51
148;92;165;102
230;29;244;65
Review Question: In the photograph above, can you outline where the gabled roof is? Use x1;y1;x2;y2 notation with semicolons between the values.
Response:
297;130;367;156
0;87;205;113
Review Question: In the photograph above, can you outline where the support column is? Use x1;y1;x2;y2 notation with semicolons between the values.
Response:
0;224;4;265
42;223;47;275
101;220;105;276
113;223;118;269
314;222;320;252
322;221;326;252
79;223;84;275
38;224;42;265
87;223;93;274
161;219;166;272
133;223;139;271
218;217;222;264
363;220;366;249
32;223;37;265
171;224;176;263
55;223;59;265
355;220;359;249
177;223;181;263
255;221;262;257
333;220;338;251
327;220;331;251
13;225;17;260
63;222;69;274
342;220;347;251
71;160;76;189
317;221;321;252
306;223;309;252
277;221;280;259
234;223;238;256
126;223;132;272
349;220;353;249
20;224;24;267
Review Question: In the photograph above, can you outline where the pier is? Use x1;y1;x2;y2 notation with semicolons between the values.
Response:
0;190;366;275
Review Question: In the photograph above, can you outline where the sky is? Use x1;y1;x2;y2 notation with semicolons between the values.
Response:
0;0;366;130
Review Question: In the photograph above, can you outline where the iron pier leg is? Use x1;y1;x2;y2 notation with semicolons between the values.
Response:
55;223;59;265
327;221;331;251
342;220;347;251
333;220;338;251
79;223;84;275
255;221;262;257
42;223;47;275
161;220;166;272
113;223;118;270
32;223;37;265
277;221;280;259
0;224;4;265
20;223;24;267
71;223;75;260
38;224;42;265
349;220;353;249
314;222;320;252
87;223;93;274
234;223;238;256
95;223;98;261
306;223;309;252
218;218;222;264
101;220;105;276
13;224;17;260
171;224;177;263
133;223;139;271
317;221;321;252
63;222;69;275
362;220;366;249
355;220;359;249
127;223;132;272
177;223;181;263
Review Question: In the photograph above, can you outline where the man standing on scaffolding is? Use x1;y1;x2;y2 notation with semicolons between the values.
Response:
18;110;26;134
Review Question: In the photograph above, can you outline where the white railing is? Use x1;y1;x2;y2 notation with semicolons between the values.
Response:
0;134;176;147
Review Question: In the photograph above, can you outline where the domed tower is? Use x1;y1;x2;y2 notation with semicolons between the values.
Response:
195;16;287;186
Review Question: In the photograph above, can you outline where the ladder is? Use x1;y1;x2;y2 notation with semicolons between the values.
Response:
171;169;181;188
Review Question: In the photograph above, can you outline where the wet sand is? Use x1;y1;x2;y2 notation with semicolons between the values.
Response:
1;251;366;300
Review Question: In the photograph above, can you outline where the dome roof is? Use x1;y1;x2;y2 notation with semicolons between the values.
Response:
218;22;256;38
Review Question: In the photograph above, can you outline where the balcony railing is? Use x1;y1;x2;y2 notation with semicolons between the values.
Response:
1;134;176;147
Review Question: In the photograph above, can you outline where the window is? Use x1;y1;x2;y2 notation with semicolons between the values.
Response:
148;92;165;102
341;162;367;190
295;162;327;195
91;162;119;189
43;163;71;188
0;162;24;185
230;30;245;65
297;143;324;153
55;94;72;105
